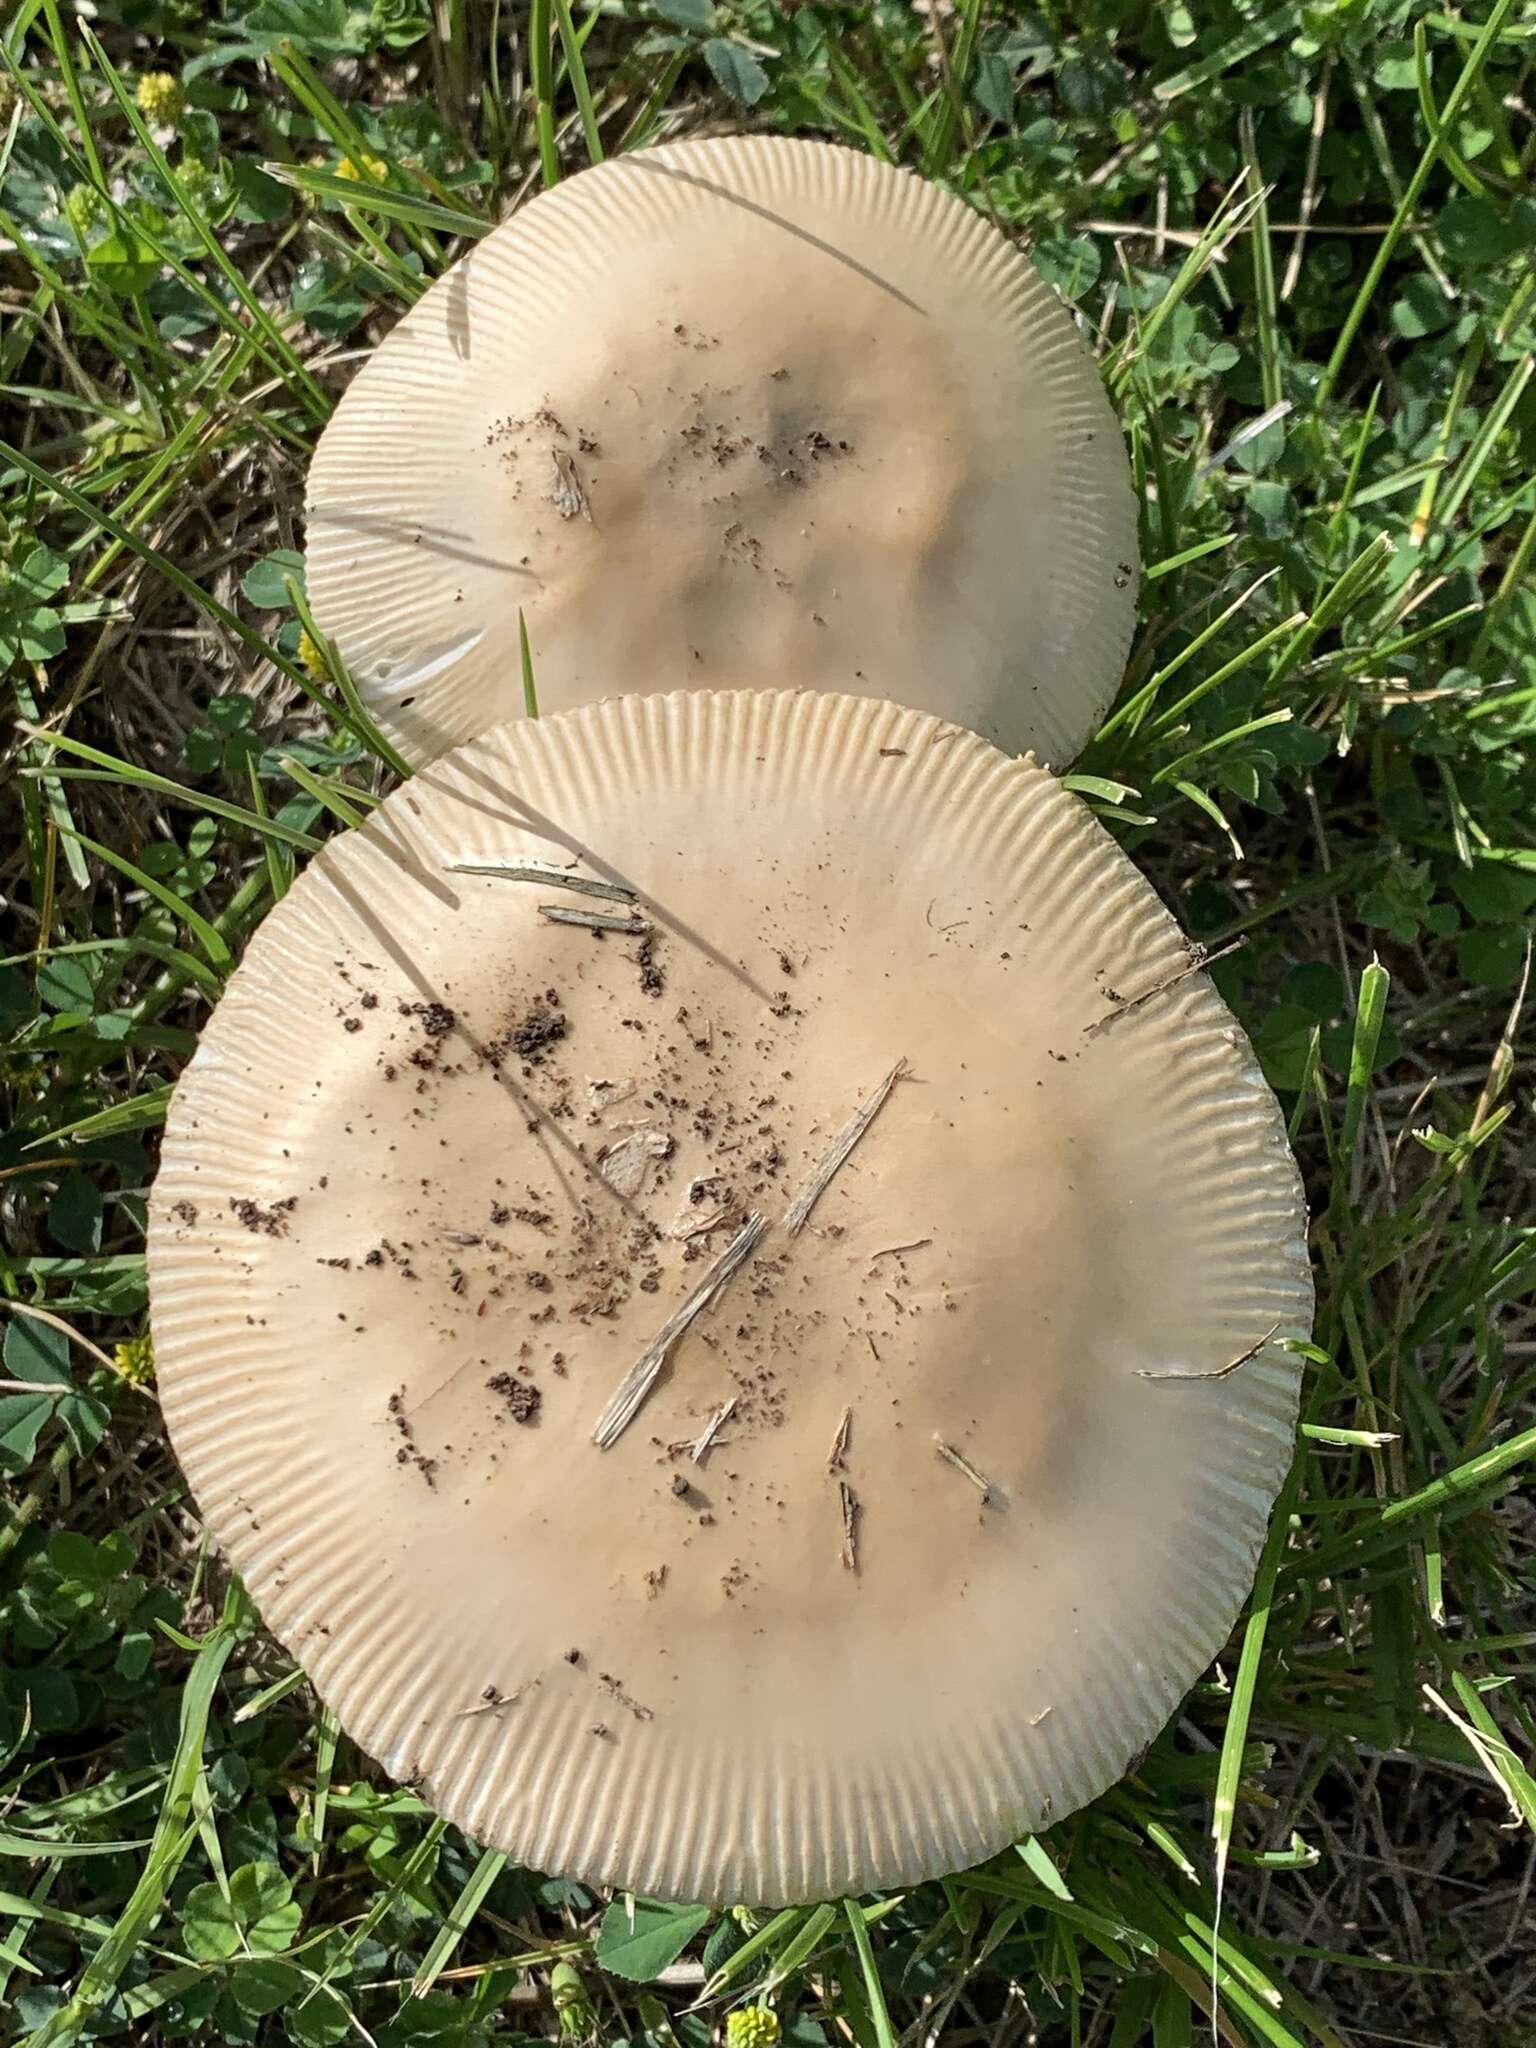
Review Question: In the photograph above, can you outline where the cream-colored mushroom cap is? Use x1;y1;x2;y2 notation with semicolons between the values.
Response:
305;136;1137;768
150;689;1309;1906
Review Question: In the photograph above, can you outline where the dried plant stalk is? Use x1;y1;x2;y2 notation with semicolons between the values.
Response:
592;1214;768;1448
784;1060;906;1236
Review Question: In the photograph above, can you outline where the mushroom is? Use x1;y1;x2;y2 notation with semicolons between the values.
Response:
305;135;1137;769
149;688;1310;1906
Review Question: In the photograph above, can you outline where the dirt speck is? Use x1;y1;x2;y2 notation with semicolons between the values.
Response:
387;1387;438;1487
501;994;568;1068
229;1195;297;1236
486;1373;542;1424
634;935;665;998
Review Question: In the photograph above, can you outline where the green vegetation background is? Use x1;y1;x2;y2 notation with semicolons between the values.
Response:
2;1;1534;2044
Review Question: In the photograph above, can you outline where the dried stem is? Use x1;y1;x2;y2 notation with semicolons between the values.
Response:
454;1681;532;1721
1136;1321;1283;1382
446;859;636;904
591;1213;768;1448
839;1480;860;1572
1083;940;1245;1040
933;1436;997;1505
539;904;650;935
784;1060;907;1236
690;1397;736;1463
827;1406;852;1473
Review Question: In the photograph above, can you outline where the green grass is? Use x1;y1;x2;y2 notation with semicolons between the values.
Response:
3;1;1536;2045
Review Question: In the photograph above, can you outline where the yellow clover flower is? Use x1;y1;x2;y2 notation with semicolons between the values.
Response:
112;1334;155;1388
725;2009;781;2048
135;72;184;127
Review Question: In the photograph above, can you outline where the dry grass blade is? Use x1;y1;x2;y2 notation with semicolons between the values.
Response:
783;1060;907;1236
446;860;637;903
838;1479;860;1572
827;1406;852;1473
690;1397;736;1463
539;904;651;934
591;1213;767;1448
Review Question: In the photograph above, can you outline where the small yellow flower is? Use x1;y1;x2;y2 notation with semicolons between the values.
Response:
334;153;387;183
725;2008;780;2048
62;184;104;237
135;71;184;128
0;75;19;121
112;1334;155;1388
297;627;328;678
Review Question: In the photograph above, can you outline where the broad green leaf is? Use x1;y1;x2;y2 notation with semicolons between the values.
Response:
702;38;769;106
181;1880;242;1962
229;1958;304;2016
594;1898;712;1981
86;225;161;297
47;1173;103;1255
241;550;307;609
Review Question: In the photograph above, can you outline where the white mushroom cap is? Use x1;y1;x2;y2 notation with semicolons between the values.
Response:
150;689;1309;1906
306;137;1137;768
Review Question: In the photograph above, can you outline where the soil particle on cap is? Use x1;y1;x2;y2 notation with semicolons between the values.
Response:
565;1205;637;1320
564;1647;582;1665
343;1016;363;1033
400;999;455;1037
398;999;456;1073
486;1373;542;1424
387;1387;438;1488
634;935;665;998
497;992;568;1069
229;1195;297;1236
171;1199;199;1225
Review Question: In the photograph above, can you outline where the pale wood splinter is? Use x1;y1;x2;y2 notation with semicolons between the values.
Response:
784;1059;907;1236
827;1406;852;1473
591;1213;768;1448
539;904;651;935
691;1397;736;1463
934;1435;998;1506
445;859;636;903
839;1479;861;1572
